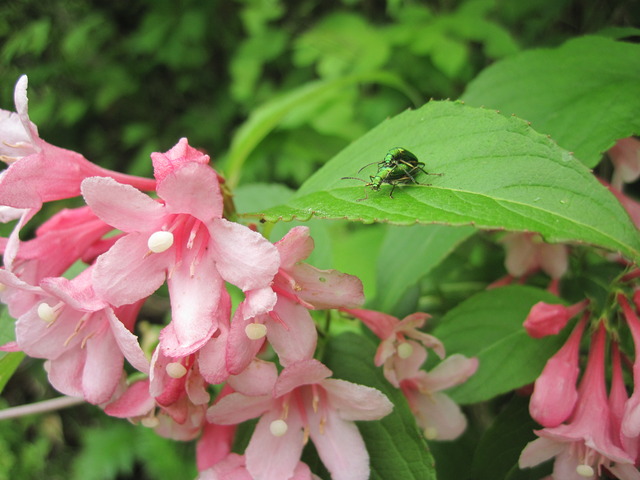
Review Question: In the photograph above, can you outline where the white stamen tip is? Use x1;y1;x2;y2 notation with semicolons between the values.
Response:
141;416;159;428
397;342;413;359
423;427;438;440
148;231;174;253
0;282;6;292
270;419;288;437
166;362;187;378
37;303;58;323
576;464;594;477
245;323;267;340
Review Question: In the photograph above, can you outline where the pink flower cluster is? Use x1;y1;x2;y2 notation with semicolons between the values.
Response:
519;294;640;479
0;76;475;479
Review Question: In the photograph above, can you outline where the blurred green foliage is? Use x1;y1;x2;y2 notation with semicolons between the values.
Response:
0;0;637;478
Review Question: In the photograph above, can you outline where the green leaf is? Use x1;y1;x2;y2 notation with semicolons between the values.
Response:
251;100;640;262
469;395;538;480
462;35;640;167
0;352;24;394
432;285;566;404
324;332;436;480
373;224;475;312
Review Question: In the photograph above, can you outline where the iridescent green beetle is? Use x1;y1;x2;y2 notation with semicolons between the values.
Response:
342;147;443;200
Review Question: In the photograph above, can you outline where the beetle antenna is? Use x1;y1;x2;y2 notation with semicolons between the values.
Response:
357;161;382;173
341;176;369;183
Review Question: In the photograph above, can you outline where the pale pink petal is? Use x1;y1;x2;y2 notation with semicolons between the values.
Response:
518;436;564;469
503;233;537;277
539;243;568;279
292;264;364;309
104;379;154;418
322;379;393;421
206;393;273;425
225;307;266;375
415;354;479;393
267;300;318;366
151;137;210;183
227;359;278;397
274;359;332;397
414;391;467;440
159;252;225;357
208;218;279;291
81;176;165;232
240;287;277;319
275;226;314;270
392;341;428;381
156;161;222;222
374;338;397;367
92;233;169;306
198;328;231;385
308;407;369;480
15;306;83;359
46;350;85;398
246;410;305;480
609;463;640;480
106;308;149;374
82;327;124;404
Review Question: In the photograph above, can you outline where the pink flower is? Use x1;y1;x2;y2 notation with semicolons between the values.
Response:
82;138;280;357
529;314;586;427
342;308;445;387
609;342;639;464
500;233;568;293
396;345;478;440
4;267;148;404
207;359;393;480
609;137;640;190
519;323;638;480
524;300;589;339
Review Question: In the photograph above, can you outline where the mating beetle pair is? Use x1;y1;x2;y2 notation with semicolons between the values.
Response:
342;147;443;201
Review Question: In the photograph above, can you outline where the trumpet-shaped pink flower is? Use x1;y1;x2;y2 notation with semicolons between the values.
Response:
619;294;640;440
524;300;589;339
82;138;279;357
519;323;638;480
502;233;568;280
529;314;587;427
343;308;445;387
3;267;148;404
207;359;393;480
396;344;478;440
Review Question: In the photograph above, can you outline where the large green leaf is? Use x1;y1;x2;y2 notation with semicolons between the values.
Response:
251;100;640;262
462;35;640;168
432;285;566;404
323;332;436;480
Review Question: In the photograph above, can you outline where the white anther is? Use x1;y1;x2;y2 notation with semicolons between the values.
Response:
166;362;187;378
270;419;288;437
397;342;413;359
147;231;174;253
576;464;594;477
245;323;267;340
37;303;59;323
424;427;438;440
141;416;159;428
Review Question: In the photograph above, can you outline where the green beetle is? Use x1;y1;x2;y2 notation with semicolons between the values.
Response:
342;147;443;200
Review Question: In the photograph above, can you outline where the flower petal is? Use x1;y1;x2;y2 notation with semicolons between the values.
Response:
322;379;393;421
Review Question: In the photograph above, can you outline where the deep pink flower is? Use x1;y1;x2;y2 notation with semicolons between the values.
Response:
520;323;638;479
82;139;280;357
529;314;586;427
207;359;393;480
524;300;589;339
609;342;639;464
396;344;478;440
4;267;148;404
619;294;640;441
197;453;317;480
